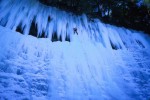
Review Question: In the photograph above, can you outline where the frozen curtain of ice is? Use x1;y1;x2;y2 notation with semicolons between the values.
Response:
0;0;150;100
1;0;149;49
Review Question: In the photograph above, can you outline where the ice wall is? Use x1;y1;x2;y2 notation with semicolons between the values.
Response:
0;0;150;100
1;25;150;100
0;0;149;50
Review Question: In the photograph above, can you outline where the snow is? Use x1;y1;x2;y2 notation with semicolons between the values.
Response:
0;0;150;100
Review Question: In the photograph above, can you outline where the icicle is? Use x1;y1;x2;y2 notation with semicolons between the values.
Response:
0;0;149;49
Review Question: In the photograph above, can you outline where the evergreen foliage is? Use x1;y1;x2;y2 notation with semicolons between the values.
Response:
39;0;150;34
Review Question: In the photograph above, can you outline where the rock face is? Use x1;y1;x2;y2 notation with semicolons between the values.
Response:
0;0;150;100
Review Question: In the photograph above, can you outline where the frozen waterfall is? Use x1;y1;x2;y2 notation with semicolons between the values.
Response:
0;0;150;100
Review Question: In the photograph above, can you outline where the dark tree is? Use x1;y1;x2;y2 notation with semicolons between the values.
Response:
39;0;150;34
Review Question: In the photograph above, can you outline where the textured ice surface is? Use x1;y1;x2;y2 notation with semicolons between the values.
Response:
1;0;149;50
0;0;150;100
0;26;150;100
